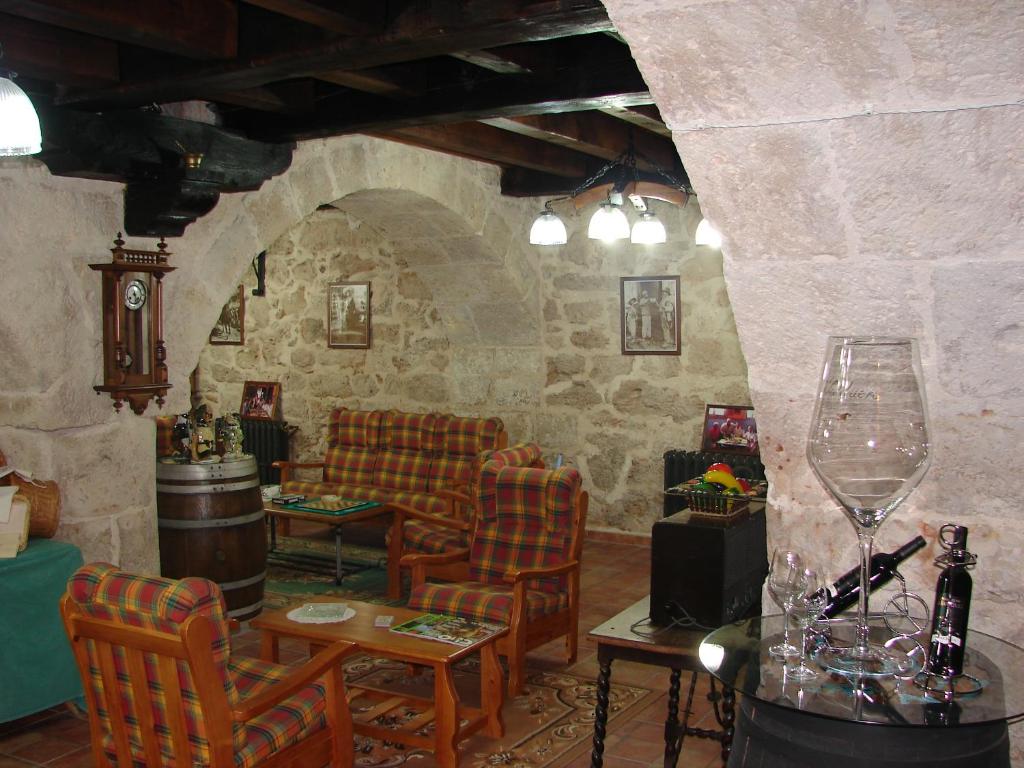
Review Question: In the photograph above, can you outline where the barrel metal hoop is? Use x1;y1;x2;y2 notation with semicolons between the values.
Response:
217;570;267;591
226;599;264;619
156;457;258;481
157;510;267;529
157;479;260;494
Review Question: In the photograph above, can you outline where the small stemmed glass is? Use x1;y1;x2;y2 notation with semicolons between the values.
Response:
767;550;806;658
786;567;829;681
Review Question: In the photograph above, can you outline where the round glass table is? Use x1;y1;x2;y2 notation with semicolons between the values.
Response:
699;615;1024;767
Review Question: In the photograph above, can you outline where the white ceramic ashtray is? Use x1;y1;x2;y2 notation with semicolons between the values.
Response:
286;602;355;624
320;494;341;503
261;484;282;500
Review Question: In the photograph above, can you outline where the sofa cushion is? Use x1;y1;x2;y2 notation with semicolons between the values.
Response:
327;407;383;449
323;445;377;486
373;449;433;492
382;410;439;452
428;414;505;493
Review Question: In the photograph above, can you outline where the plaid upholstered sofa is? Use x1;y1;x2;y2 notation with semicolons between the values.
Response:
275;407;507;518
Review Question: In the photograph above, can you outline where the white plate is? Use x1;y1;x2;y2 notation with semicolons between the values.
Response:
286;603;355;624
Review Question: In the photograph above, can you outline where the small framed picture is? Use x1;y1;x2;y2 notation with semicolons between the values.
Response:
209;286;245;345
239;380;281;421
701;404;759;455
620;276;680;355
328;281;371;349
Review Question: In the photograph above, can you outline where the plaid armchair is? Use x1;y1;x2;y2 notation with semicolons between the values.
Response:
405;461;588;696
61;563;356;768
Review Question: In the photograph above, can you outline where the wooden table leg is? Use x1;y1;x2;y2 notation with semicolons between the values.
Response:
480;642;505;737
664;667;682;768
433;662;460;768
333;526;344;585
590;656;613;768
260;632;279;663
721;684;735;766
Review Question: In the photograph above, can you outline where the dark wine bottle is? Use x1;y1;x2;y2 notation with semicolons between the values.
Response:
821;535;927;618
925;525;974;678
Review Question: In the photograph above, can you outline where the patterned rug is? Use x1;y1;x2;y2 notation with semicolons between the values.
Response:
262;536;654;768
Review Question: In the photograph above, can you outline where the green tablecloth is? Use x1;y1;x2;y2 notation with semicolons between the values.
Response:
0;538;84;722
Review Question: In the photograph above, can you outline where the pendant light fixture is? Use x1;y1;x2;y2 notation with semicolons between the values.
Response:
587;195;630;242
529;203;568;245
0;46;41;157
528;131;690;247
630;210;667;244
694;217;722;248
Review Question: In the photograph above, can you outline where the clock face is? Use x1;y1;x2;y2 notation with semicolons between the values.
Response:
124;279;148;311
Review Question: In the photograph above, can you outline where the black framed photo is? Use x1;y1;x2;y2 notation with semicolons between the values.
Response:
328;281;371;349
701;404;759;454
620;276;680;355
209;285;245;345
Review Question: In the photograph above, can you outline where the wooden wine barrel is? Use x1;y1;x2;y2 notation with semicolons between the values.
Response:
156;456;266;620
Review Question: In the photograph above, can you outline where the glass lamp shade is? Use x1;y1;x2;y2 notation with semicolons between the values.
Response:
694;217;722;248
588;202;630;241
630;211;666;244
529;210;568;245
0;76;42;156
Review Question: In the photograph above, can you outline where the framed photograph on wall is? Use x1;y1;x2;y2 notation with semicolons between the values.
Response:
328;281;371;349
239;380;281;421
209;285;245;345
620;275;681;355
701;404;759;455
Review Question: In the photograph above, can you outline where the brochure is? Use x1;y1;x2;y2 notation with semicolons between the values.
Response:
389;613;504;647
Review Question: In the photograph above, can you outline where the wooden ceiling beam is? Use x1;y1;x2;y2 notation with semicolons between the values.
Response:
0;13;118;87
375;122;594;178
249;65;651;139
600;104;671;137
239;0;386;35
56;0;613;109
315;69;417;98
481;112;680;173
0;0;238;60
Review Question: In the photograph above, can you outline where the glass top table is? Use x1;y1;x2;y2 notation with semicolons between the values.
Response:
699;615;1024;728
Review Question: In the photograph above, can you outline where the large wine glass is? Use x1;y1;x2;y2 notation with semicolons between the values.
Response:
807;336;931;676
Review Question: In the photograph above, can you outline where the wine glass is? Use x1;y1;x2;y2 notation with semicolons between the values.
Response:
807;336;931;676
767;550;805;658
786;566;828;681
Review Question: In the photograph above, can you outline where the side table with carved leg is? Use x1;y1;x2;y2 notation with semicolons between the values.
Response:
588;596;733;768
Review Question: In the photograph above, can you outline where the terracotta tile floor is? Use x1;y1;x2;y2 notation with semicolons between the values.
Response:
0;535;726;768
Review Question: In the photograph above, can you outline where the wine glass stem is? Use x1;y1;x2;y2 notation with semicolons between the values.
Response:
855;531;874;656
782;605;793;649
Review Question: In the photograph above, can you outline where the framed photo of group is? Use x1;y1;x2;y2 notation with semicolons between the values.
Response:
701;404;759;455
239;380;281;421
328;281;371;349
620;276;680;355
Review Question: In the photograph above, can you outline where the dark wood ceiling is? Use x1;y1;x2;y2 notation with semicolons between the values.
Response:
1;0;687;200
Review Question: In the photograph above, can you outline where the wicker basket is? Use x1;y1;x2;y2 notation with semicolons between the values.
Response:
6;477;61;538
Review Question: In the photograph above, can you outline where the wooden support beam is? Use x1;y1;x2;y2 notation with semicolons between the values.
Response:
0;0;238;60
600;105;671;137
375;122;594;179
240;0;385;35
56;0;613;108
482;112;680;173
0;12;118;86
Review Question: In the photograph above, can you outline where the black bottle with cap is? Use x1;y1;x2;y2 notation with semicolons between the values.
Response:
925;525;974;678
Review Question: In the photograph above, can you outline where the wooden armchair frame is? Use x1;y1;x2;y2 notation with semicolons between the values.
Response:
62;594;357;768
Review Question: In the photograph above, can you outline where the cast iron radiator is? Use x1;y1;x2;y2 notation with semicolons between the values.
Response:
240;419;292;486
662;449;767;517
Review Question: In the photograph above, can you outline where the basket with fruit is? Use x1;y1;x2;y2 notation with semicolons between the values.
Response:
666;462;767;517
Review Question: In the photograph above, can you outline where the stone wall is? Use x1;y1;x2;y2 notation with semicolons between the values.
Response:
197;182;750;532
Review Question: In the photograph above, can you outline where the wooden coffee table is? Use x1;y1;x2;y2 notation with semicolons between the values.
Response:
252;598;507;768
263;500;397;594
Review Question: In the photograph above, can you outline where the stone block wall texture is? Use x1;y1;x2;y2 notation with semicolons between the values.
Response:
197;181;749;534
604;0;1024;759
0;134;747;578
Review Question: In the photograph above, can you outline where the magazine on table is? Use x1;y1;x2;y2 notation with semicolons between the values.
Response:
389;613;504;647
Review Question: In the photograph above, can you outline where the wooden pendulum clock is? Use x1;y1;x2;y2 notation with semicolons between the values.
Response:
90;233;176;414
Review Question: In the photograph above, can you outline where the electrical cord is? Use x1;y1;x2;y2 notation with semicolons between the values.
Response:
629;600;719;637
